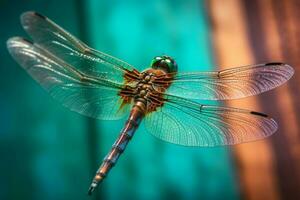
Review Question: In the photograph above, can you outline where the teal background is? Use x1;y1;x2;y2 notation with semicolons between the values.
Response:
0;0;239;199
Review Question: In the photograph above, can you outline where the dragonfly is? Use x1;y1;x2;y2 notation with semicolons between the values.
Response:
7;11;294;195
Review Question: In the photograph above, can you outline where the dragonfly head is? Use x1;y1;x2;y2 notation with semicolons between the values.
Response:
150;55;178;73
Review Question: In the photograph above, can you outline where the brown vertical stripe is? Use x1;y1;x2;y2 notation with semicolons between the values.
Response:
255;0;300;198
208;0;280;199
272;0;300;123
242;0;300;199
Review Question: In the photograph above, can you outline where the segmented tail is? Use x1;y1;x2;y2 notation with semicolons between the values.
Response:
88;104;144;195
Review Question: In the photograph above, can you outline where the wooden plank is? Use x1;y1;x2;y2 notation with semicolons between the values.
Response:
207;0;280;199
256;0;300;198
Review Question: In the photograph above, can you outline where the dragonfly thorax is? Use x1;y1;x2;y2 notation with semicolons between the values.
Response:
135;81;153;98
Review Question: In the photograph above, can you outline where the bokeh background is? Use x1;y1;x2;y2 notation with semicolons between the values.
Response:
0;0;299;199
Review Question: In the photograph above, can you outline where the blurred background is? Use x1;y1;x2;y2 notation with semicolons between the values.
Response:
0;0;299;199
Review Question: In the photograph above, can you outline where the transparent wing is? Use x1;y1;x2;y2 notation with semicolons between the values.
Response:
144;96;277;146
155;63;294;100
20;11;139;83
7;37;131;120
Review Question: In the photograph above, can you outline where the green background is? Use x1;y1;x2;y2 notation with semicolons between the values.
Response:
0;0;239;199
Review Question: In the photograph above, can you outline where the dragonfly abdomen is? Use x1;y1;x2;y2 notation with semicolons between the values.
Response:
88;101;145;195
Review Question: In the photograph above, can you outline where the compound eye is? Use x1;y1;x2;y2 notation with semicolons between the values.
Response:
159;61;170;72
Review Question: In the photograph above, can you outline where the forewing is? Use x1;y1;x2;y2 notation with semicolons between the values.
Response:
144;96;277;146
157;63;294;100
7;37;131;120
21;11;138;83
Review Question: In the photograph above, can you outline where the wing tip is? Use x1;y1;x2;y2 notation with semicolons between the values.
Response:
21;11;47;27
21;11;46;19
249;110;278;137
265;62;295;79
7;36;32;43
6;37;33;61
284;63;295;79
7;37;32;48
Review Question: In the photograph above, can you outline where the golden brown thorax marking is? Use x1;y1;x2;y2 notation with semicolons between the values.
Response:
119;68;175;114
